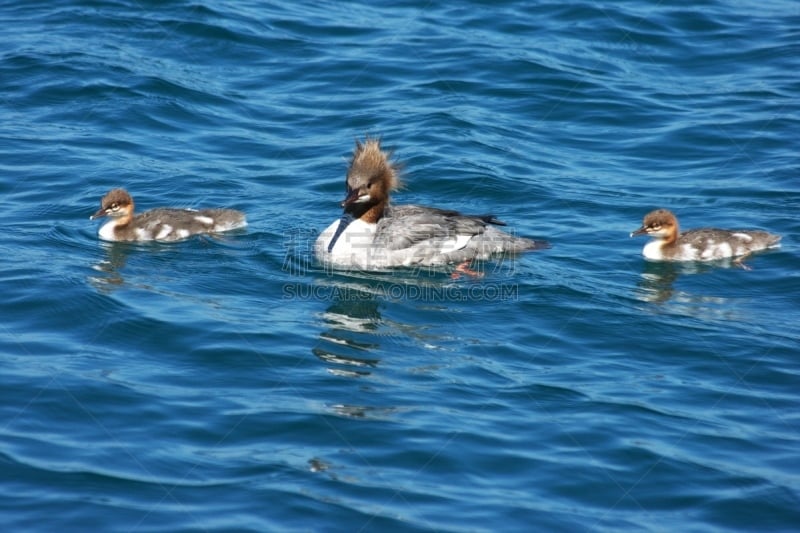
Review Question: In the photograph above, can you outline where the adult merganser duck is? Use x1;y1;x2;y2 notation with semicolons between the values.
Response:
315;138;549;270
90;188;246;242
631;209;780;263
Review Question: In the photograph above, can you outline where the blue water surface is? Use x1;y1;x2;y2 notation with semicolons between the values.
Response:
1;1;799;531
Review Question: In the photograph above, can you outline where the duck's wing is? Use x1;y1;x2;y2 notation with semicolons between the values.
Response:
680;228;780;260
134;208;246;239
376;205;496;251
134;209;194;230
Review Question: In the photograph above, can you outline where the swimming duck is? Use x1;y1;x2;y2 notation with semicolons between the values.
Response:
631;208;780;263
90;188;246;242
315;138;549;269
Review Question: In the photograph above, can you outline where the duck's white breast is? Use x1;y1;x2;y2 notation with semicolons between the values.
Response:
98;221;120;241
642;240;665;260
317;218;378;268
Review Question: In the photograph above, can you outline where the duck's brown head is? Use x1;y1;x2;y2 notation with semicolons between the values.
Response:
630;208;679;242
91;188;134;222
341;138;400;222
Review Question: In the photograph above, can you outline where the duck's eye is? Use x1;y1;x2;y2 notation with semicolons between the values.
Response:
651;224;661;230
110;203;120;211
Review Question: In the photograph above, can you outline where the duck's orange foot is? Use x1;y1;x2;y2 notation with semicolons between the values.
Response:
451;261;484;279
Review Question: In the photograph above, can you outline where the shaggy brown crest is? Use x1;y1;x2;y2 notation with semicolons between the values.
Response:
348;138;400;191
630;208;679;242
91;188;134;220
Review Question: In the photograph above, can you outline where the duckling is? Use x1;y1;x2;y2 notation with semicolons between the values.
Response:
90;188;246;242
631;209;780;264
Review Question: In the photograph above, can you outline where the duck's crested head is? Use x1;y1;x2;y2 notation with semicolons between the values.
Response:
342;138;400;209
91;188;134;220
630;208;678;239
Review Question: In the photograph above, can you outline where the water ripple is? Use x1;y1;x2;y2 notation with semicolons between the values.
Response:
1;0;799;530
